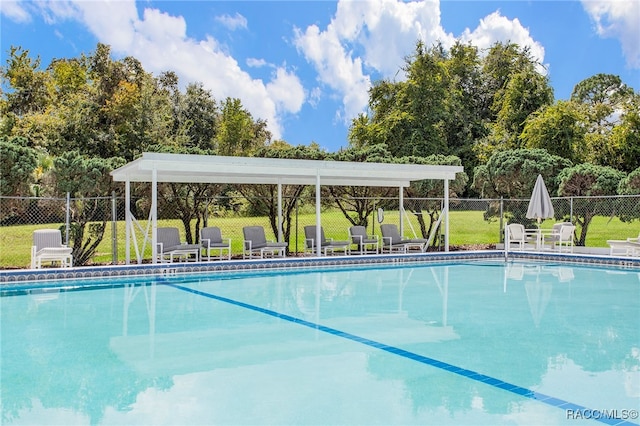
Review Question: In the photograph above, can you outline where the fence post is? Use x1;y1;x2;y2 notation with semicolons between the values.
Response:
65;192;70;245
570;197;573;223
499;197;504;243
112;191;117;265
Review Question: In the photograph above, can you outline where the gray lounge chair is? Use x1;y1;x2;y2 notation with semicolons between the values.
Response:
380;224;428;253
348;225;379;254
156;227;200;262
304;225;351;256
200;226;231;261
242;226;287;259
31;229;73;269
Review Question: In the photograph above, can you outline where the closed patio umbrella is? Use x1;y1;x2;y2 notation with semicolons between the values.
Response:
526;174;555;224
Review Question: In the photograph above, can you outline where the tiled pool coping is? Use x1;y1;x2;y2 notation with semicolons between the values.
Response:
2;250;639;288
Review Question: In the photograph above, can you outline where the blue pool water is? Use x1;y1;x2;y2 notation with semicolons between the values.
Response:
1;261;639;425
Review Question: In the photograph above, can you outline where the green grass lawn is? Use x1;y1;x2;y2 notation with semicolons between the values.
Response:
1;210;637;268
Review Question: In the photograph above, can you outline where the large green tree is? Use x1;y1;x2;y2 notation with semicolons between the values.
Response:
52;151;126;265
520;100;586;163
475;43;554;162
571;74;638;171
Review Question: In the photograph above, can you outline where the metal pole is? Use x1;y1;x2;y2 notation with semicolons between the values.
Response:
499;196;504;243
65;192;70;245
570;197;573;223
112;191;117;265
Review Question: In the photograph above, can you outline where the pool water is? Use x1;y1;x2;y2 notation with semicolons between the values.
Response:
1;261;639;425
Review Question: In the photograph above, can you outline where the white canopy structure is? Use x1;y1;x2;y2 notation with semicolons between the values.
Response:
110;152;463;263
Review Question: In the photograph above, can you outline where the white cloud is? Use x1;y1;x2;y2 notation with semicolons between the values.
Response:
215;12;247;31
459;11;547;74
246;57;267;68
0;0;31;23
266;67;305;114
581;0;640;68
294;0;545;125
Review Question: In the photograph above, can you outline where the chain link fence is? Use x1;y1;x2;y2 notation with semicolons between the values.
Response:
1;194;639;269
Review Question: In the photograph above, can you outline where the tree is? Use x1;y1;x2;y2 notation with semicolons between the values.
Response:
472;149;571;199
349;42;449;159
571;74;638;171
0;136;37;196
442;41;488;177
217;97;271;156
1;46;50;117
604;94;640;172
0;136;38;225
52;151;126;265
474;42;554;162
616;167;640;223
520;100;586;163
557;163;625;246
472;149;571;224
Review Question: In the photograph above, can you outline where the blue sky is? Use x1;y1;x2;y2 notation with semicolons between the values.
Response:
2;0;639;153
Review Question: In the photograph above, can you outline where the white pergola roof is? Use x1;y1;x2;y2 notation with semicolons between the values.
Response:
110;152;464;264
110;152;463;187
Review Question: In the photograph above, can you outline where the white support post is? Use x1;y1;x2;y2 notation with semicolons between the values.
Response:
399;186;404;236
315;171;322;256
444;178;450;252
151;168;158;264
277;181;283;242
125;180;131;265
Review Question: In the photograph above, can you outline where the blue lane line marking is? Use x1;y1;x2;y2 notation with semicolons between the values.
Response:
168;283;639;426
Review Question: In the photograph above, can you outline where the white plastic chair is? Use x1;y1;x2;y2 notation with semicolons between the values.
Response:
31;229;73;269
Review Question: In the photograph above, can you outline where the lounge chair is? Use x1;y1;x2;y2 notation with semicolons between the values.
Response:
348;226;379;254
31;229;73;269
200;226;231;261
242;226;287;259
607;233;640;257
505;223;537;251
156;227;200;263
380;224;428;253
304;225;351;256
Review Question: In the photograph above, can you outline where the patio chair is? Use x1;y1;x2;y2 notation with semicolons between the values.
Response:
542;222;573;249
607;233;640;257
156;227;200;263
200;226;231;261
380;224;427;254
505;223;536;251
549;224;575;253
304;226;351;256
242;226;287;259
348;225;379;254
31;229;73;269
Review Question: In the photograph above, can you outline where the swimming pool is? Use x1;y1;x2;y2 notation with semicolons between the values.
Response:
2;260;639;425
